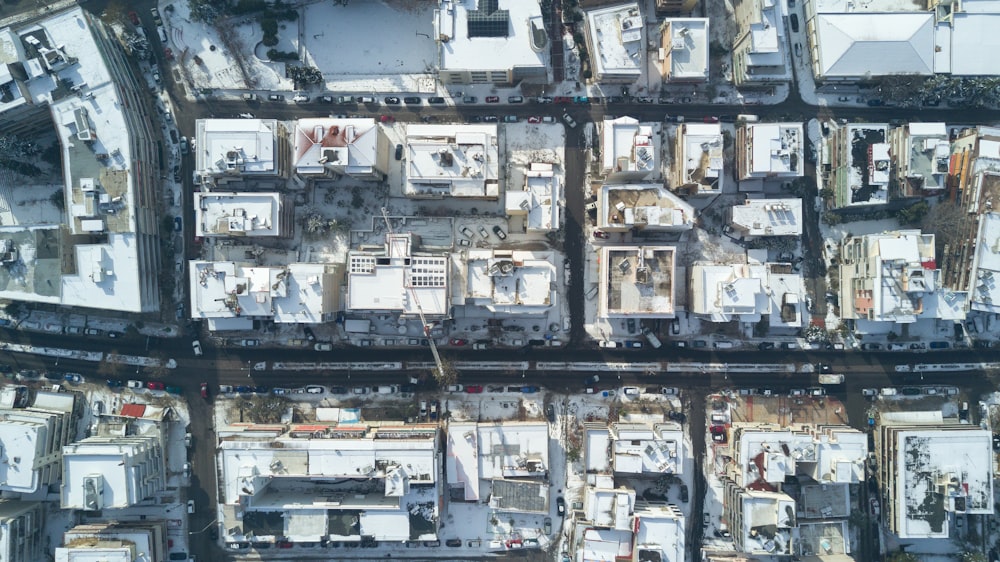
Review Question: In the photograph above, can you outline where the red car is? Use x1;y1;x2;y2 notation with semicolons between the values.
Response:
164;47;174;61
147;381;165;391
128;11;139;25
485;96;500;103
465;385;484;394
703;116;720;123
527;116;541;123
449;338;468;346
380;114;395;123
554;96;572;103
593;230;610;239
200;382;209;399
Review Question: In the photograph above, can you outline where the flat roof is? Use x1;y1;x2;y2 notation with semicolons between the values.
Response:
477;422;549;480
970;211;1000;312
435;0;547;73
586;3;644;79
0;411;50;492
195;192;283;237
62;436;162;510
600;185;694;231
585;426;612;473
347;234;449;316
196;119;277;176
903;122;949;190
890;426;993;538
293;117;380;175
660;18;709;81
679;124;724;193
404;124;499;198
731;198;803;236
611;423;684;474
745;123;804;178
601;117;655;177
738;491;795;554
691;264;767;321
584;486;635;530
841;124;890;206
600;245;676;317
464;249;554;314
745;0;784;64
634;503;685;562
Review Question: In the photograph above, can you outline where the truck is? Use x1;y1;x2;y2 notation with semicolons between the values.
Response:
818;374;845;385
642;328;662;349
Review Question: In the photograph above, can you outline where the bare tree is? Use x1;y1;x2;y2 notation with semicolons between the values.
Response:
433;356;458;387
920;200;971;255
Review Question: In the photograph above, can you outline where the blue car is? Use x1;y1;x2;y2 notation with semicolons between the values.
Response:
106;379;124;388
521;386;539;394
235;385;253;394
174;216;182;232
572;96;589;104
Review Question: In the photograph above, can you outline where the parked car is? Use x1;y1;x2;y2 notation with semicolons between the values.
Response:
395;144;403;160
428;96;446;104
485;96;500;103
292;94;309;103
238;339;259;347
403;96;421;105
267;94;284;102
492;225;507;240
527;116;542;123
192;340;203;356
64;373;84;384
127;380;143;389
449;338;468;346
545;404;556;423
446;384;464;393
556;496;566;516
593;230;609;239
200;382;208;398
107;379;124;388
306;385;326;394
622;386;640;396
464;385;484;394
147;381;165;391
384;96;400;104
562;113;577;128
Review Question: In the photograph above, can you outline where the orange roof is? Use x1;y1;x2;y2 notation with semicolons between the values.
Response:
119;404;146;418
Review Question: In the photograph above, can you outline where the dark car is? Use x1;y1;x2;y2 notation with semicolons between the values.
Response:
790;13;799;32
545;404;556;423
107;379;124;388
384;96;400;104
593;230;609;239
680;484;689;502
758;342;775;350
303;327;316;341
445;539;462;547
267;94;284;102
556;496;566;516
492;225;507;240
329;386;348;394
235;385;252;394
395;144;403;160
174;216;182;232
607;96;625;103
403;96;421;105
867;99;884;107
200;382;209;398
318;95;334;103
252;385;268;394
428;97;446;104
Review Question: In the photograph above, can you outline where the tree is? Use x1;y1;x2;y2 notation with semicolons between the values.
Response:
823;212;842;225
961;553;987;562
886;552;920;562
920;199;970;256
896;200;929;226
97;355;123;378
433;357;458;387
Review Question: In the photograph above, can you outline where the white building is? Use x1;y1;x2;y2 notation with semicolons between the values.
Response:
292;117;388;181
877;413;993;539
657;18;709;82
459;249;555;315
194;192;293;238
0;8;163;314
673;123;724;196
217;420;439;545
347;233;449;317
839;230;966;328
969;211;1000;314
56;522;167;562
888;122;950;195
731;0;791;86
0;390;76;494
633;502;685;562
598;245;677;319
447;422;549;510
735;122;804;186
0;501;44;562
585;422;685;475
691;254;805;327
404;124;500;198
597;184;695;232
190;261;341;330
194;119;284;186
584;3;644;83
504;162;562;232
599;117;657;181
729;198;803;238
434;0;549;85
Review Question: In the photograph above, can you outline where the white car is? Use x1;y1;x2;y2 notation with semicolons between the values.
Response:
314;343;333;351
562;113;577;128
352;386;369;395
192;340;203;356
622;386;640;396
305;385;326;394
183;462;191;478
187;500;195;514
127;380;143;389
446;384;464;393
292;94;309;103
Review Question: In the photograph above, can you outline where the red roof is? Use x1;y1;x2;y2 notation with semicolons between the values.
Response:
119;403;146;418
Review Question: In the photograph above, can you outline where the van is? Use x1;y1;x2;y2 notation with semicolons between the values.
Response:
713;341;734;349
507;96;523;103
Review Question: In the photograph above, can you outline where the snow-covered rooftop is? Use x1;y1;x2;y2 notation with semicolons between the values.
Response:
347;233;449;317
739;122;804;179
293;118;383;178
584;485;635;531
190;261;338;328
586;3;644;81
505;162;562;232
463;249;555;315
599;184;695;231
880;416;993;539
838;124;890;207
599;246;676;318
446;422;549;510
691;262;804;326
730;198;803;237
898;122;949;191
62;435;164;510
195;119;278;178
736;490;796;555
970;211;1000;313
658;18;709;82
634;503;685;562
194;192;287;237
435;0;548;77
948;13;1000;75
609;423;684;475
404;124;499;198
0;409;56;493
677;123;724;194
59;523;160;562
731;424;867;488
600;117;655;179
742;0;787;70
843;230;938;323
